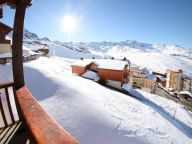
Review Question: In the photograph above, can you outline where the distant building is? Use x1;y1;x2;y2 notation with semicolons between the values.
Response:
166;69;192;92
0;22;12;54
179;91;192;102
126;66;155;93
181;77;192;92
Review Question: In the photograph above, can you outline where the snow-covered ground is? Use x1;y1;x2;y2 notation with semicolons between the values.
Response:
1;57;192;144
2;29;192;143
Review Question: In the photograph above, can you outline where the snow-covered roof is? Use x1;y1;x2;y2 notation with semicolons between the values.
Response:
0;46;36;58
72;59;129;70
179;91;192;97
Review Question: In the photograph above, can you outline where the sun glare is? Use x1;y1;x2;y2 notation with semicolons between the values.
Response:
61;15;78;34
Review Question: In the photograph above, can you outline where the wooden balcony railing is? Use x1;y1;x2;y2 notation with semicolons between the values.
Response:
0;82;79;143
0;82;20;129
16;86;79;144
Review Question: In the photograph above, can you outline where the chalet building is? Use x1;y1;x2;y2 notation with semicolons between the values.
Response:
152;71;167;86
0;22;12;54
71;60;156;93
129;67;155;93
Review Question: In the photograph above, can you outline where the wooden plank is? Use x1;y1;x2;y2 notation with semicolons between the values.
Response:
16;86;79;144
0;40;11;44
0;90;8;127
5;87;15;124
0;82;14;89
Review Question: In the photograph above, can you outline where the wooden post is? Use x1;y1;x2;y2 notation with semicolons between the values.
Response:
12;3;27;90
0;8;2;18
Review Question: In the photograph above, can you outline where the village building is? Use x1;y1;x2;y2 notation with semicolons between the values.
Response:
166;69;183;92
0;22;13;64
181;76;192;91
179;91;192;102
0;22;12;54
166;69;192;92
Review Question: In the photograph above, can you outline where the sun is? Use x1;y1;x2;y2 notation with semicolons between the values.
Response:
61;15;78;34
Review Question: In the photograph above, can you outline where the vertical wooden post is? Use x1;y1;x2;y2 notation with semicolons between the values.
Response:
0;8;2;19
12;3;27;90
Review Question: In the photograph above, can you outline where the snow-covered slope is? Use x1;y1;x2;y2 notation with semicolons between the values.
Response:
78;41;192;74
1;57;192;144
105;46;192;74
8;29;101;59
13;29;191;75
8;29;192;74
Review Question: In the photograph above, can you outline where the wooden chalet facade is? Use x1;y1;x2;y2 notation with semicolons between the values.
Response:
71;60;156;92
0;0;78;143
72;64;124;82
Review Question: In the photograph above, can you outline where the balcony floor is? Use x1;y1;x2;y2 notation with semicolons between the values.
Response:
0;122;35;144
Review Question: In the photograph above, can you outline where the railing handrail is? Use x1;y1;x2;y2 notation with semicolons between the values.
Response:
16;86;79;144
0;82;14;89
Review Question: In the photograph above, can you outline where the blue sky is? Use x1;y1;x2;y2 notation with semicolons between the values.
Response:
1;0;192;48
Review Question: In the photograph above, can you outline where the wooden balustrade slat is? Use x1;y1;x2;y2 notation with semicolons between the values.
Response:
0;92;8;127
16;86;79;144
5;87;15;124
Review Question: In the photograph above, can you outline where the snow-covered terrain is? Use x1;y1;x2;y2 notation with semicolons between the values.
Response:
2;29;191;143
1;57;192;144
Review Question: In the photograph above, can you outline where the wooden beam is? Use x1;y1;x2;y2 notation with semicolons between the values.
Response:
0;82;14;89
12;3;26;90
16;86;79;144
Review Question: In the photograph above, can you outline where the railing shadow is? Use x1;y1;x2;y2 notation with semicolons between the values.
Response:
0;122;35;144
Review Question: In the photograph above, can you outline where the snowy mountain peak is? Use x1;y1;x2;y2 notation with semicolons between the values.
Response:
24;29;39;40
